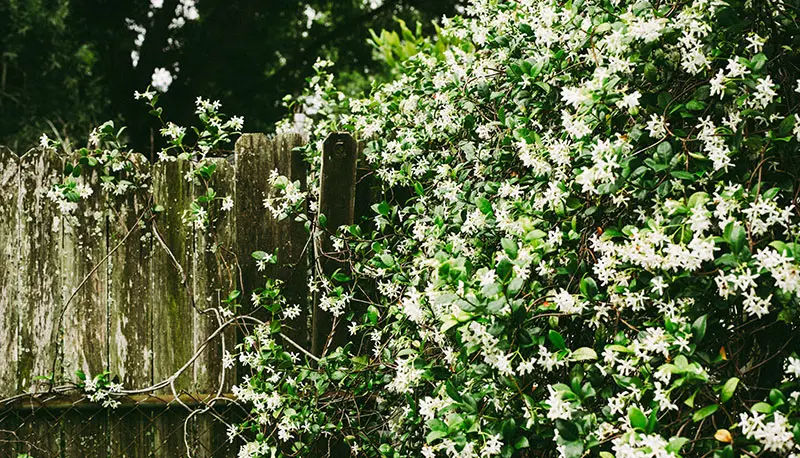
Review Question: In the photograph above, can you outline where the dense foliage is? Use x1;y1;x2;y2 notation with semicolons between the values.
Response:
232;0;800;457
0;0;462;153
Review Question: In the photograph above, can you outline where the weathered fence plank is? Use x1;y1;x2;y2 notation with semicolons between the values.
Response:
234;134;309;348
63;409;109;457
17;149;64;393
151;158;196;393
108;155;153;387
11;409;63;457
192;156;237;392
61;170;108;382
0;147;19;397
311;133;358;357
110;409;153;458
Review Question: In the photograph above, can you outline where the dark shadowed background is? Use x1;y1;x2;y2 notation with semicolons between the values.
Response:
0;0;463;154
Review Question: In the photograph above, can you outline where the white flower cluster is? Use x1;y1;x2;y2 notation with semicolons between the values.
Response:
739;411;797;454
83;375;123;409
611;431;677;458
387;358;424;394
263;169;307;219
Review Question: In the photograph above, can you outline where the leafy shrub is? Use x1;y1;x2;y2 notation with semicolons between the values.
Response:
243;0;800;457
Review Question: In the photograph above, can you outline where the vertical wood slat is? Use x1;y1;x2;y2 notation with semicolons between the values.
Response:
61;171;107;381
0;147;19;397
234;134;309;347
17;149;64;393
108;154;153;387
192;156;237;392
151;158;195;393
108;153;153;458
311;133;358;357
63;410;109;457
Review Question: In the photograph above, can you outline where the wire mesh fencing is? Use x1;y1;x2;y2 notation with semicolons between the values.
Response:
0;392;246;458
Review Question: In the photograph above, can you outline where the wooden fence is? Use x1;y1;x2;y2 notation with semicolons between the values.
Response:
0;132;359;457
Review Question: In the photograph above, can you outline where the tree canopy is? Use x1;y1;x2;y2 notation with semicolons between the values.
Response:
0;0;462;154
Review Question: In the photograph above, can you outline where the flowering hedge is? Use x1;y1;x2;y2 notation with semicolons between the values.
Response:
235;0;800;457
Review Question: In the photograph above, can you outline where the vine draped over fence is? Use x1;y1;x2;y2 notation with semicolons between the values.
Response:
0;122;322;456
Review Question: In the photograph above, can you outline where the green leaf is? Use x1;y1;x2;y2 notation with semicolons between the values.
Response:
376;201;390;216
688;192;710;208
426;429;448;443
251;251;270;260
657;141;672;156
692;315;707;343
571;347;597;361
477;197;492;214
692;404;719;422
318;213;328;228
379;252;395;268
548;330;566;350
751;53;767;72
555;419;579;441
723;222;746;255
667;437;690;453
501;238;518;259
514;436;530;449
579;276;597;298
720;377;739;403
445;381;462;402
628;406;647;430
752;402;773;413
684;388;698;408
686;100;706;111
670;170;695;180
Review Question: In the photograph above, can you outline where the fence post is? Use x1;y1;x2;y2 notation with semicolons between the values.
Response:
311;132;358;358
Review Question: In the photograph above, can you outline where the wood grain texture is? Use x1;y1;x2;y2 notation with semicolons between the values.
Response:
234;134;309;347
192;156;237;393
0;147;20;398
0;134;329;456
107;155;153;387
61;169;107;381
17;149;64;395
151;159;195;394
